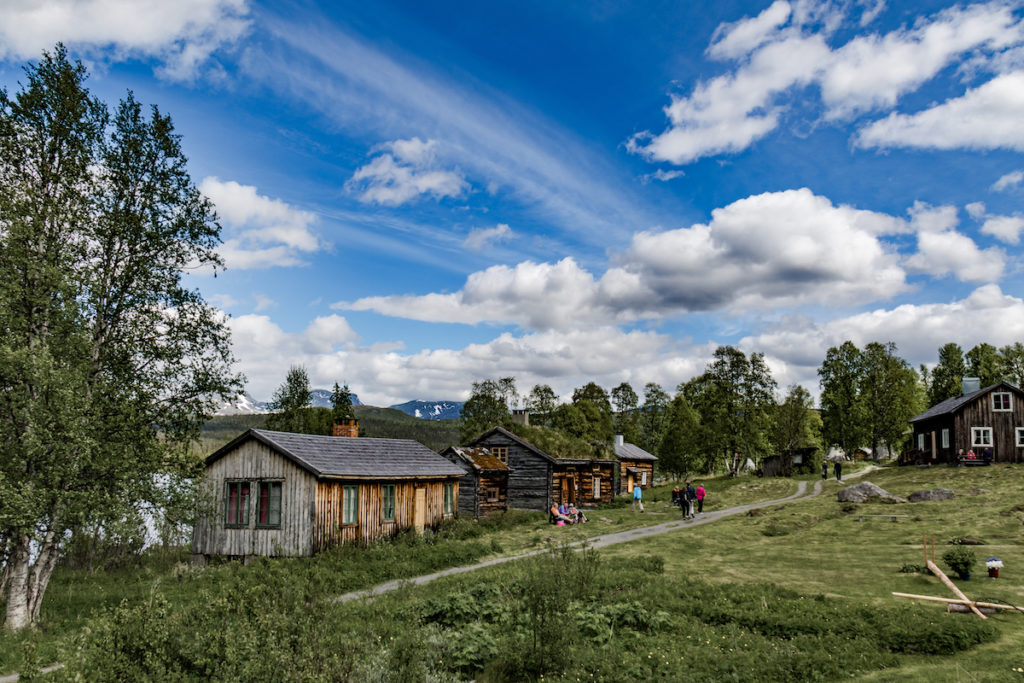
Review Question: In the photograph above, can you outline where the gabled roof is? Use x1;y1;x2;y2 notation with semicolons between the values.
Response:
441;446;508;472
468;426;559;464
614;442;658;462
909;381;1022;423
206;429;466;480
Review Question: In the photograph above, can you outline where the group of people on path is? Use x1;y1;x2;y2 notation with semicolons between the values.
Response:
671;482;705;520
822;460;842;483
550;501;588;525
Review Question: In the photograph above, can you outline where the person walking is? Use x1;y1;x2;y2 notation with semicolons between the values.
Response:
822;461;828;480
834;460;843;483
695;483;706;514
683;482;696;520
632;483;644;513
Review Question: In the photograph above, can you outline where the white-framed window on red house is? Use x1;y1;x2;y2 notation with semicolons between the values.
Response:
224;481;250;527
972;427;993;447
993;392;1012;411
256;481;282;528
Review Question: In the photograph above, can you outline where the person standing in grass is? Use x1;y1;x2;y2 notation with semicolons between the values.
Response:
632;483;644;513
834;460;843;483
695;483;706;514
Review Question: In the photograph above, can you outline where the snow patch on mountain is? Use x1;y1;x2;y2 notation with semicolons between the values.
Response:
389;400;463;421
214;389;361;416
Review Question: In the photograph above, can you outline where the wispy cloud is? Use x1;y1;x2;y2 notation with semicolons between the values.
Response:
992;170;1024;192
463;223;513;251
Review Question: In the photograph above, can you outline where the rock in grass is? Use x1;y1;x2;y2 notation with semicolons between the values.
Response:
836;481;907;504
908;488;955;502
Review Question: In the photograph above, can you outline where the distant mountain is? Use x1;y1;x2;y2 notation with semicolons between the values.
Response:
388;400;463;421
215;389;361;416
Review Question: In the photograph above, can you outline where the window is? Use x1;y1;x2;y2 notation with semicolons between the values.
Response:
486;487;499;502
443;482;454;515
256;481;282;528
941;429;950;449
917;433;924;451
342;485;358;525
1017;428;1024;447
490;446;508;464
592;477;601;500
972;427;993;447
382;484;396;521
992;392;1012;411
641;471;648;486
224;481;250;527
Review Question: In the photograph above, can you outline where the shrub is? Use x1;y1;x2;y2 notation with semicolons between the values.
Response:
942;547;976;578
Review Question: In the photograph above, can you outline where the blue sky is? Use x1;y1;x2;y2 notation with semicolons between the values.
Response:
3;0;1024;406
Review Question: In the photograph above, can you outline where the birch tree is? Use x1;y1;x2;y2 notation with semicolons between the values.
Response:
0;47;240;630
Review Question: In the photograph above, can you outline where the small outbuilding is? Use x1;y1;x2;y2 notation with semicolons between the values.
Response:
440;445;509;518
192;424;465;562
613;435;657;494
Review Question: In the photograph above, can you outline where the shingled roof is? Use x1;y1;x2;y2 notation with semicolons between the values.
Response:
614;442;658;462
909;381;1022;423
206;429;466;480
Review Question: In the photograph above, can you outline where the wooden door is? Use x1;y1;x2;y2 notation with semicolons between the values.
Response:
560;476;570;505
627;473;634;493
413;487;426;533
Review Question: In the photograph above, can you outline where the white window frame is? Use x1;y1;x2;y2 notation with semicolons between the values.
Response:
941;429;949;449
342;484;358;526
972;427;993;448
1016;428;1024;448
490;446;508;464
992;392;1013;412
641;471;648;486
592;477;601;500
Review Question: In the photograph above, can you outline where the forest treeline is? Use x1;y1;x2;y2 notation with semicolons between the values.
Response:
461;341;1024;479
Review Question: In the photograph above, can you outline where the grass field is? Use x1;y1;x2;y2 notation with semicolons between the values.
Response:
2;463;1022;680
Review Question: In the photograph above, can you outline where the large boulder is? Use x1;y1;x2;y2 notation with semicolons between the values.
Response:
908;488;955;503
837;481;907;504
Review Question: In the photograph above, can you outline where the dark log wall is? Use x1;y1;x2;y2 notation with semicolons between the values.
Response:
476;433;552;511
314;478;458;550
475;473;508;517
192;441;317;558
912;386;1024;464
552;462;614;507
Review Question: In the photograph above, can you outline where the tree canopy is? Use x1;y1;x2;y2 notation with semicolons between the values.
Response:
0;47;240;630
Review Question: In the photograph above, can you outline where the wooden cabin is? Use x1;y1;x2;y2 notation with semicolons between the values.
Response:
440;446;509;518
192;426;465;562
468;426;614;510
909;381;1024;464
613;435;657;494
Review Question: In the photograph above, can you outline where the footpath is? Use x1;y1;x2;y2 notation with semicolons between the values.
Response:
334;468;876;604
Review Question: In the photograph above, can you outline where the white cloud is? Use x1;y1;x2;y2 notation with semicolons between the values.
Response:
207;293;238;309
745;285;1024;396
200;177;322;270
981;215;1024;244
346;138;468;206
856;71;1024;151
632;3;1024;164
905;230;1005;282
339;188;911;329
463;223;513;251
253;294;276;312
0;0;250;81
640;169;686;184
966;201;987;220
991;169;1024;192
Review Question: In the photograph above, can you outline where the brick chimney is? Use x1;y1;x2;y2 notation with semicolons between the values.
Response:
332;418;359;438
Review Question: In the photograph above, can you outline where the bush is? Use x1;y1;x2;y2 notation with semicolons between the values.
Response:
942;547;976;578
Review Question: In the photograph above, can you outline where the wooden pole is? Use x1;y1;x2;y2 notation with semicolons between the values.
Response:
925;560;987;619
892;592;1022;611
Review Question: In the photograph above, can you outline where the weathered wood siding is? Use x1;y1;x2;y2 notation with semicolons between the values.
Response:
314;478;458;549
617;460;655;494
913;385;1024;464
552;462;614;507
476;433;551;511
192;440;316;557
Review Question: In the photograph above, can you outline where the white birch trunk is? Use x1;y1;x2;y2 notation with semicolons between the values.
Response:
4;534;32;631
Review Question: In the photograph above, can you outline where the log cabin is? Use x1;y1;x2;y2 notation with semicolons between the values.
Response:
439;446;509;518
613;435;657;494
909;381;1024;464
191;423;465;563
467;426;615;511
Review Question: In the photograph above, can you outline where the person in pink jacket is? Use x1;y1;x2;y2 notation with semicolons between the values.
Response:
695;483;706;514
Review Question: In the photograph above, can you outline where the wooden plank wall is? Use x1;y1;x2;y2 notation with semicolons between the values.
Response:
479;433;551;511
955;391;1024;463
192;441;316;558
314;478;458;550
476;472;508;517
553;463;614;507
618;460;654;492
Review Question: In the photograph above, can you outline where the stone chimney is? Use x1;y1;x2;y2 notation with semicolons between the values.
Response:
511;409;530;426
961;377;981;395
614;434;624;447
332;418;359;438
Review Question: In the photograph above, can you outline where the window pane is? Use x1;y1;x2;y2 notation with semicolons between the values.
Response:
258;484;269;525
270;483;281;526
239;483;250;525
227;484;237;525
383;484;395;521
343;485;357;525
